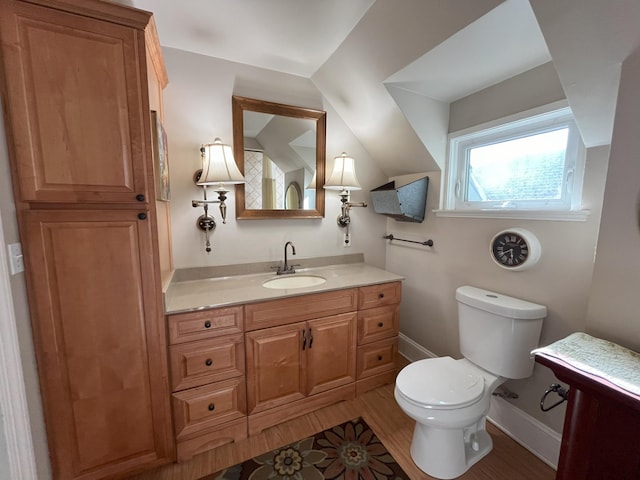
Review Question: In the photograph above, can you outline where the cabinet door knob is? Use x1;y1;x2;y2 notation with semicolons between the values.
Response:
378;293;385;299
205;358;213;366
377;355;383;361
137;212;147;220
208;403;215;411
204;320;212;329
377;322;384;328
136;194;145;202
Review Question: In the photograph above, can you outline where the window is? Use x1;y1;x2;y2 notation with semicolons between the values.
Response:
443;106;585;217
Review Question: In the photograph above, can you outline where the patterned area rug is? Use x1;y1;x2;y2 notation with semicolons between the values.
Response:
201;417;410;480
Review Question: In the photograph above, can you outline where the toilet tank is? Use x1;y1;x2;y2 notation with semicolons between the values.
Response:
456;286;547;379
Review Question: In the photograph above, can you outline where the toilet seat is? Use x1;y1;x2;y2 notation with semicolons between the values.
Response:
396;357;485;409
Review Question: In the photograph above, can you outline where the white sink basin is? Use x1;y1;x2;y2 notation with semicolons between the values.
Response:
262;275;327;289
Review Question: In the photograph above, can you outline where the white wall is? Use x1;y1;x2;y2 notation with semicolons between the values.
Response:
385;67;609;432
0;415;7;480
162;48;389;270
586;47;640;350
0;102;51;479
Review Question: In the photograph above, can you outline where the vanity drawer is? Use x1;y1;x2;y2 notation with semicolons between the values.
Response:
170;334;245;391
356;337;398;379
358;304;399;345
172;377;247;440
167;306;244;345
358;282;402;310
245;288;358;331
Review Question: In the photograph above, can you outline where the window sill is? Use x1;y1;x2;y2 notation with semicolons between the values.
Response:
433;209;590;222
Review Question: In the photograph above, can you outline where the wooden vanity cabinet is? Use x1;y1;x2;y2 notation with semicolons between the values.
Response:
164;281;402;454
167;306;248;461
356;282;401;394
0;1;174;479
244;288;359;435
245;312;357;413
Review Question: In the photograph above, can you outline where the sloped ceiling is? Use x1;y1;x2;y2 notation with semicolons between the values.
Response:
128;0;640;177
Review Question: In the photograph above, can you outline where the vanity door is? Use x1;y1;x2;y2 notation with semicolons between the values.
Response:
306;313;357;396
245;322;306;414
245;312;357;413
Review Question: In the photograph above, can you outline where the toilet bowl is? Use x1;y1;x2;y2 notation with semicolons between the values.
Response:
395;286;547;479
394;357;504;479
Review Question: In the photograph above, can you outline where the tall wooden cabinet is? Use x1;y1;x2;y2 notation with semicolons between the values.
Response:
0;0;174;479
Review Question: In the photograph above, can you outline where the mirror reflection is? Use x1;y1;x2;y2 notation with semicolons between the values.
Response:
243;111;315;210
232;96;326;219
285;181;302;209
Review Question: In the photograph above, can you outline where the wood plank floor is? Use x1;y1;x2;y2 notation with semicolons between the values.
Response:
127;383;556;480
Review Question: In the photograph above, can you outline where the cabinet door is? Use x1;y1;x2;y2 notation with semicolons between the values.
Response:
23;210;173;479
0;1;150;203
306;313;357;396
245;322;306;414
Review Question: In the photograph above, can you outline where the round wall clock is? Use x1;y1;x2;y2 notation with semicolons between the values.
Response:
490;228;541;271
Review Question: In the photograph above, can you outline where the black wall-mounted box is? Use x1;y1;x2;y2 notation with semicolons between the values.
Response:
370;175;429;222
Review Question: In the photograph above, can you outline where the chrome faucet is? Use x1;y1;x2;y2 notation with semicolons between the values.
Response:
278;241;297;275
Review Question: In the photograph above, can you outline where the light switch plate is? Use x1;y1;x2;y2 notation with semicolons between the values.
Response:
7;243;24;275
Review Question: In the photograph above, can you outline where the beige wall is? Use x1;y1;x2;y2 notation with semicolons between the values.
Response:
586;47;640;350
385;67;609;432
162;48;389;270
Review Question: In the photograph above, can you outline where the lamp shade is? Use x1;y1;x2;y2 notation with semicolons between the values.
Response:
324;152;362;190
198;138;245;185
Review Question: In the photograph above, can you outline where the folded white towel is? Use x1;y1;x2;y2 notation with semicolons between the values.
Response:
532;332;640;396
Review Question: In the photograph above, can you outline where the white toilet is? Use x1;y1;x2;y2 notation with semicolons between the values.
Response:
394;286;547;479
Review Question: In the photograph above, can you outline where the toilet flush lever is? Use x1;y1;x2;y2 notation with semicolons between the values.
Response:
540;383;569;412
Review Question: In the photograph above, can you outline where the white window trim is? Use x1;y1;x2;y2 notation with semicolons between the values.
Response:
439;101;589;221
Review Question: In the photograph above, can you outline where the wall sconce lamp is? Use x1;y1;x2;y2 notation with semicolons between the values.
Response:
192;138;245;253
324;152;367;244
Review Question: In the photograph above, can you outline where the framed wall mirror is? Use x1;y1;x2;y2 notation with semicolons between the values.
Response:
232;96;326;219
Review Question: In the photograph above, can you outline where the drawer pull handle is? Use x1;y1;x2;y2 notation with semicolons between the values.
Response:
377;355;383;361
205;358;213;366
136;194;145;202
378;293;385;299
204;320;212;329
208;403;215;411
377;322;384;328
137;212;147;220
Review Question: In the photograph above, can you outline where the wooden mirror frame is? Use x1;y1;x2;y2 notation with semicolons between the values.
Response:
232;95;326;219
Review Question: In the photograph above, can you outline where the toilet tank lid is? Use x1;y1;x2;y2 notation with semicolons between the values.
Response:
456;286;547;319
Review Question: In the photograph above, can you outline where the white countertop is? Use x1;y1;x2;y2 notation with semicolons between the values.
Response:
164;262;404;314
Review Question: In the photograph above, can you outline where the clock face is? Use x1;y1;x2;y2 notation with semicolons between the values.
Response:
490;228;541;271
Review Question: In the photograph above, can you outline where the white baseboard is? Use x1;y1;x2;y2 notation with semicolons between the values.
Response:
397;333;560;470
487;396;561;470
398;332;437;361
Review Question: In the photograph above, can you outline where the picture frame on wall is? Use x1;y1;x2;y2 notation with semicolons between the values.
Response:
151;110;170;201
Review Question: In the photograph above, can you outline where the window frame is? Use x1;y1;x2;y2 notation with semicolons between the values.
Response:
442;104;586;219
